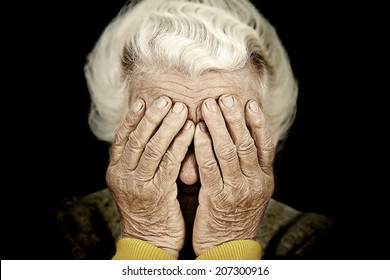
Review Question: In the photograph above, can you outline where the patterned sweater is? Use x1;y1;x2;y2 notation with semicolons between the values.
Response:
53;188;334;260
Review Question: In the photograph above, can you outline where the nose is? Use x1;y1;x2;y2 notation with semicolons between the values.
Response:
179;151;199;185
187;106;203;124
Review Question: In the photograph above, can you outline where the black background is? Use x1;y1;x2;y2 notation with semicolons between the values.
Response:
2;1;388;259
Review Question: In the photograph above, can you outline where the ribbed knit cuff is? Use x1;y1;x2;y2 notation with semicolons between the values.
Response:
112;238;176;260
195;240;261;260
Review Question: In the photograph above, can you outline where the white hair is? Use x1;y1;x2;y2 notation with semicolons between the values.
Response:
84;0;298;149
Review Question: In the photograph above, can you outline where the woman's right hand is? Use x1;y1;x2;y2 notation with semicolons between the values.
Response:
106;96;195;258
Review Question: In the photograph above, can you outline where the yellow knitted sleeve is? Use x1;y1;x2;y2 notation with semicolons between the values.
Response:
195;240;261;260
112;238;176;260
112;238;261;260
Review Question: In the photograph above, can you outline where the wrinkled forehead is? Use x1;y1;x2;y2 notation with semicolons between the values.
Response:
128;70;261;123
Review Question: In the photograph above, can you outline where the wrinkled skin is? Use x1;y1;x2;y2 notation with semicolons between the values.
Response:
106;97;194;258
193;96;274;256
106;72;275;258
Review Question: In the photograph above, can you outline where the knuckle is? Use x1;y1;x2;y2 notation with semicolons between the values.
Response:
226;171;244;185
252;115;265;129
260;165;274;177
260;151;274;165
158;162;176;183
202;158;218;171
235;188;254;208
253;176;274;199
216;143;237;162
195;133;211;146
105;167;124;191
144;138;164;160
161;150;180;166
259;141;275;168
262;184;274;200
134;164;153;183
105;168;115;185
262;131;275;151
106;164;119;179
206;114;225;131
242;167;260;179
144;110;164;126
161;110;186;131
160;118;178;132
127;130;143;150
214;191;235;208
172;136;186;149
267;181;275;196
235;187;249;201
200;159;221;183
112;130;126;145
238;137;256;155
225;110;243;125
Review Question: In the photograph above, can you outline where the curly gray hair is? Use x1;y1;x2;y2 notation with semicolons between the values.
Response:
84;0;298;149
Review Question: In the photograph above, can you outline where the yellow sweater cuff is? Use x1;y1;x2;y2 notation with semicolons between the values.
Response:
195;240;261;260
113;238;261;260
112;238;176;260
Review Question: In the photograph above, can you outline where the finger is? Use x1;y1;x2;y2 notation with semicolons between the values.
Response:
157;120;195;187
120;96;172;171
245;100;275;175
218;95;260;177
201;98;242;183
110;99;146;165
137;102;188;179
194;122;223;193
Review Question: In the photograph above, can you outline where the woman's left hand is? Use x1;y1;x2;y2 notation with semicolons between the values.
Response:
193;95;275;256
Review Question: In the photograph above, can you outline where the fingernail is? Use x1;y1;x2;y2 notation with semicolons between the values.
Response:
172;102;184;113
199;122;208;133
205;99;217;112
221;95;234;107
131;99;143;112
249;100;259;112
184;121;192;130
155;96;168;109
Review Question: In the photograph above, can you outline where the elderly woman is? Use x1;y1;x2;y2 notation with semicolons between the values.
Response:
55;0;333;260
